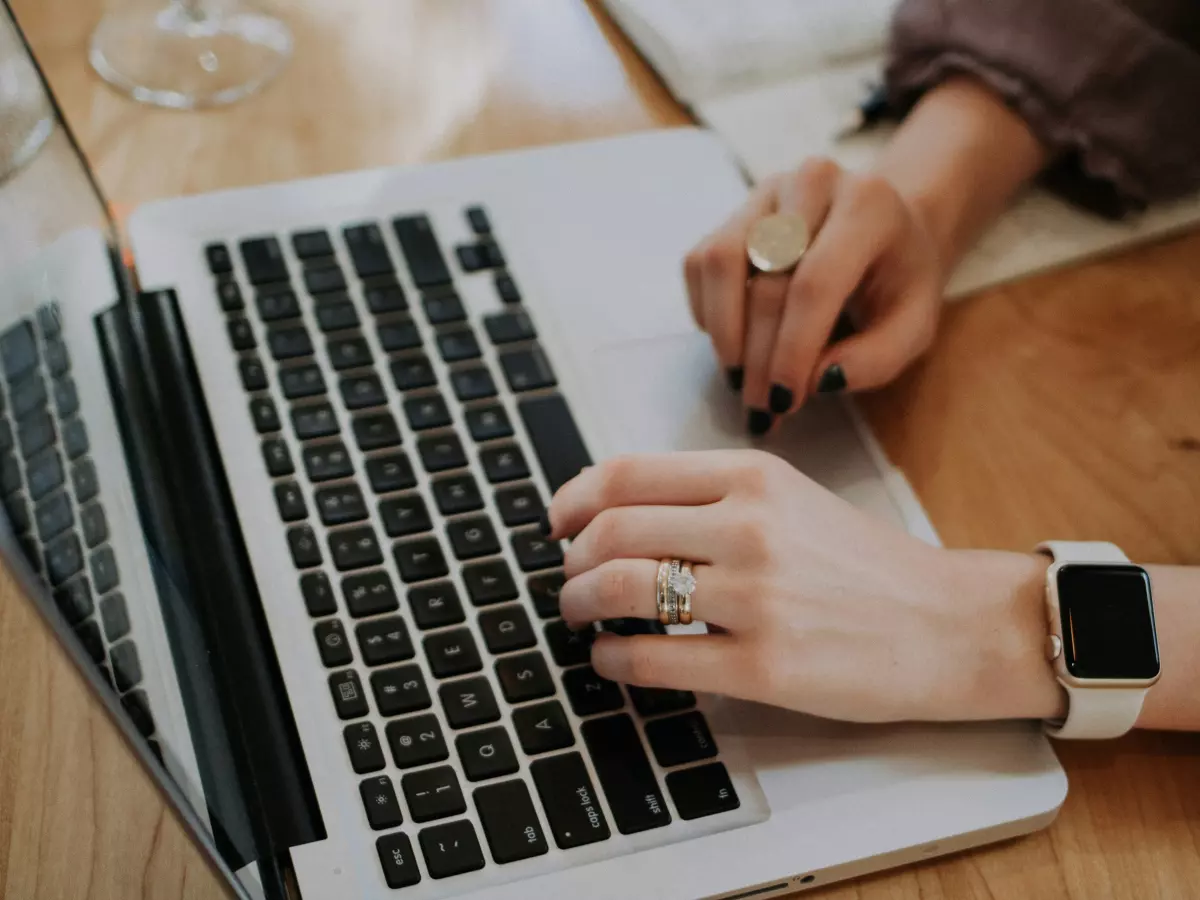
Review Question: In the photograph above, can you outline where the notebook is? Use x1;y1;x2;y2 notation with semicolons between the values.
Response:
603;0;1200;298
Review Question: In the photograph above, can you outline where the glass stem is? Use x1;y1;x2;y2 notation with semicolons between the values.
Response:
171;0;215;22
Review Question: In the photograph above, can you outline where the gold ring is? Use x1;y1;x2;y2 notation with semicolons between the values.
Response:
656;560;671;625
676;562;695;625
665;560;681;625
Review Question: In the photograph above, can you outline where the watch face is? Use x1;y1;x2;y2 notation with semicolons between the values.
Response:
1058;564;1159;680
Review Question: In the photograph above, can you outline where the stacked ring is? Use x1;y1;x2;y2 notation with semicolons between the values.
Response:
656;559;672;626
676;562;695;626
655;558;698;627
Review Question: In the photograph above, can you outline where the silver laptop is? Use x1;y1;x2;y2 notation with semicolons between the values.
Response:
0;5;1065;899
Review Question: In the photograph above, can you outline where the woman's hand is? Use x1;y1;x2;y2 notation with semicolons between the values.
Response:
549;451;1064;724
684;159;944;434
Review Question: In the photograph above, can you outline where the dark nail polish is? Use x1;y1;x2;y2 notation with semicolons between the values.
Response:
726;366;744;392
539;511;553;537
768;384;793;415
817;364;847;394
747;409;773;436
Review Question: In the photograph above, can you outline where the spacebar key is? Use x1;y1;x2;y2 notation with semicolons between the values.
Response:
517;394;593;494
581;714;671;835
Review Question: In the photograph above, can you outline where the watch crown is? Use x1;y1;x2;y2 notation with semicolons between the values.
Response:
1044;634;1063;661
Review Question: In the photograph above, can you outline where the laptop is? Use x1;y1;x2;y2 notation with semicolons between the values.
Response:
0;5;1066;899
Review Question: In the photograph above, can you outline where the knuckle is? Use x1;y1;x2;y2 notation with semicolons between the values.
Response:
796;155;840;188
597;563;632;607
733;509;773;564
733;451;774;495
596;456;634;504
700;242;732;278
683;248;704;281
587;508;621;558
847;173;900;211
626;642;665;686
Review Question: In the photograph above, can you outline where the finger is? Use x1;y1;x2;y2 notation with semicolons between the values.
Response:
767;175;904;412
739;274;789;435
548;451;748;539
559;558;736;626
683;242;705;329
591;633;746;695
564;505;723;577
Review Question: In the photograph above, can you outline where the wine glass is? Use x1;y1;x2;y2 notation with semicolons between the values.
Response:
0;4;53;183
89;0;292;109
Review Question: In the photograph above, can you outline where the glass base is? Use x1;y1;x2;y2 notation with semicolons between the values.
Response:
0;53;54;183
89;4;292;109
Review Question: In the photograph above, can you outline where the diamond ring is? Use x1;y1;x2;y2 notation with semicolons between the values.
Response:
656;559;697;626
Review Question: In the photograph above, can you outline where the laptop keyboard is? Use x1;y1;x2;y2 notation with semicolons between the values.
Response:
203;206;741;888
0;306;159;755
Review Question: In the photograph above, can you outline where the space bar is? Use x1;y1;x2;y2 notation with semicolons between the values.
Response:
517;394;593;494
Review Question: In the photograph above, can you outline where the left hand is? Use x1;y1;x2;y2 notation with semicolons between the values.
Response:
547;450;1063;724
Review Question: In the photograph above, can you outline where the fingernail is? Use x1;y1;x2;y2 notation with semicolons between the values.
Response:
768;384;793;415
539;511;553;537
817;364;847;394
747;409;773;436
725;366;744;392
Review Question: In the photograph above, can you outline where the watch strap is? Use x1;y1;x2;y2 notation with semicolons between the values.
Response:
1037;540;1128;564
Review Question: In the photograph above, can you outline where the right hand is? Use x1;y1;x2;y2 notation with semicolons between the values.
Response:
683;157;945;433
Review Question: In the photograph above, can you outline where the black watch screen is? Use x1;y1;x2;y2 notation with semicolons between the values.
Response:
1058;564;1159;679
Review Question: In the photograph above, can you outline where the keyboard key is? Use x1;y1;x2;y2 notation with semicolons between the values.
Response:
465;404;513;442
267;324;313;360
344;223;395;279
403;394;451;431
455;244;486;272
122;690;155;737
393;537;449;583
378;318;421;352
81;503;108;550
291;402;339;440
19;410;54;459
377;494;430;538
422;290;467;325
315;619;354;668
424;628;482;678
513;530;563;573
376;833;421;889
340;373;386;410
439;676;500;729
256;287;300;322
315;484;367;526
74;620;104;662
43;338;70;378
35;491;74;543
628;686;695;718
110;641;142;691
484;311;537;345
0;321;37;380
494;484;543;527
418;820;485;880
518;394;593;493
436;329;481;363
249;397;281;433
513;701;574;755
481;241;505;269
329;669;370;719
35;304;59;337
279;364;326;400
466;205;490;234
71;458;99;503
11;373;47;418
667;763;740;821
582;714;670;835
287;525;322;568
416;434;466;475
365;280;408;315
53;378;78;418
228;319;257;353
304;264;347;296
478;605;536;655
301;572;336;616
262;438;295;477
390;353;437;392
387;713;448;768
366;452;416;494
0;421;15;456
326;335;371;370
0;453;19;494
495;651;555;704
480;443;529;484
356;616;414;666
239;237;288;285
530;752;611;849
431;473;483;516
645;711;718;768
462;559;518;607
545;620;594;667
474;780;549;864
205;243;233;274
274;481;308;522
407;582;465;630
457;726;519;782
360;774;404;830
446;517;499;562
239;357;268;391
315;295;360;332
302;442;354;482
217;277;244;312
372;664;432;717
352;413;401;451
90;546;120;594
563;667;624;717
499;345;556;392
45;531;83;585
393;216;451;288
450;367;497;403
494;271;521;305
343;721;386;774
341;569;398;617
3;491;28;533
53;577;93;624
292;229;333;259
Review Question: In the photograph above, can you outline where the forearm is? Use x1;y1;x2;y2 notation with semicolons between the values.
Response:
873;77;1049;279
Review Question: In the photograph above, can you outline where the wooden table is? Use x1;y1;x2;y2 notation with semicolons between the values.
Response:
2;1;1198;898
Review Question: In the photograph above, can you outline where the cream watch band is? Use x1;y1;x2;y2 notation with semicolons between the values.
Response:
1037;541;1148;739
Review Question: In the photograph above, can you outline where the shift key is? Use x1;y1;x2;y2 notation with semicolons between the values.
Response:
580;714;670;835
530;752;611;849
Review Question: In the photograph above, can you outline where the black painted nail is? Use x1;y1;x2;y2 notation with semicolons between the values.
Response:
539;511;553;537
726;366;744;392
817;364;847;394
768;384;793;415
747;409;773;436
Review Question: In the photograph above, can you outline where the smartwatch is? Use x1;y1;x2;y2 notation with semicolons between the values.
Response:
1037;541;1160;739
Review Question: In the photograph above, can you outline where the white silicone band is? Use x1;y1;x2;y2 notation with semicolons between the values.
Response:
1037;541;1149;739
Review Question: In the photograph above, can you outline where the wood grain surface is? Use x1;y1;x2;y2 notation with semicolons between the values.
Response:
1;1;1197;898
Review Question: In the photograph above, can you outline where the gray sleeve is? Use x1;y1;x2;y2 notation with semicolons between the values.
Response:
884;0;1200;216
